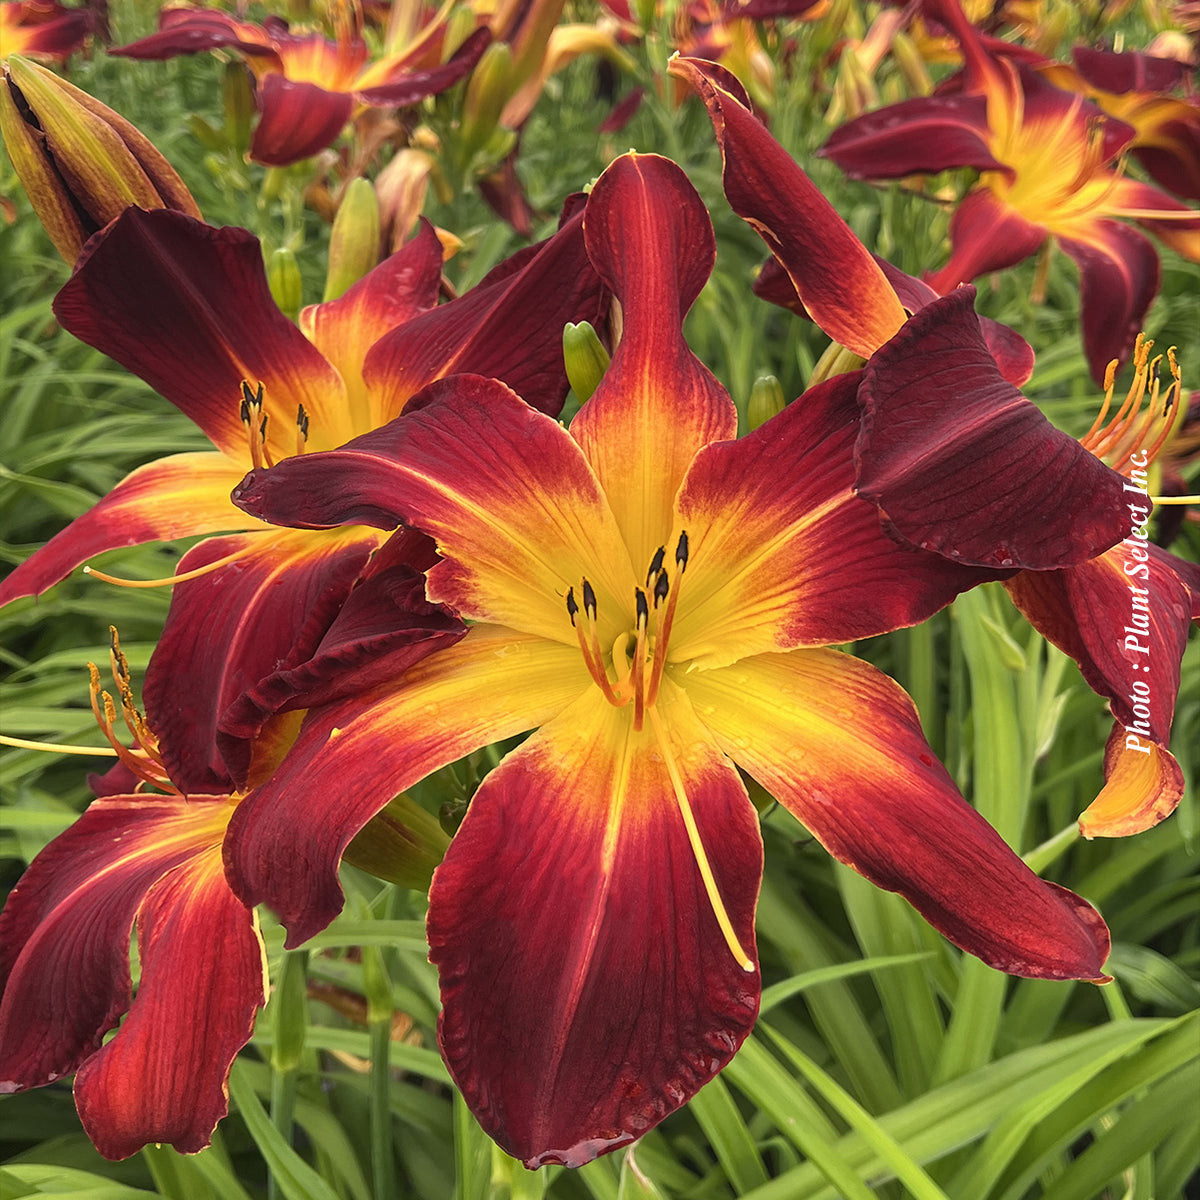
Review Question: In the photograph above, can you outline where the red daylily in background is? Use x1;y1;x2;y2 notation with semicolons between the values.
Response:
818;0;1200;383
0;642;267;1160
0;205;604;792
671;56;1199;837
112;7;489;166
227;153;1110;1169
0;1;94;61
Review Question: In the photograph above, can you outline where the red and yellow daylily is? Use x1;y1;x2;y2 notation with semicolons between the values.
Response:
671;57;1199;837
225;152;1111;1168
0;205;604;792
112;6;489;166
818;0;1200;383
0;638;268;1160
0;1;94;62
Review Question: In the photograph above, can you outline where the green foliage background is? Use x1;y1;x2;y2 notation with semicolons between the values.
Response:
1;2;1198;1197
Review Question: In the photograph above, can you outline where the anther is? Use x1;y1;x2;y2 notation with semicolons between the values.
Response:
582;579;598;622
566;586;579;627
675;530;689;572
635;588;649;627
645;546;666;588
296;404;310;456
654;569;669;608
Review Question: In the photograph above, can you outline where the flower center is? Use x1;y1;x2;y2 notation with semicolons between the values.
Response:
240;380;310;470
566;531;689;732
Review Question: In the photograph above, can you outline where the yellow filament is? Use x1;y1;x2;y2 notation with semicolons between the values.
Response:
1152;494;1200;505
648;708;754;973
83;541;259;588
0;734;118;756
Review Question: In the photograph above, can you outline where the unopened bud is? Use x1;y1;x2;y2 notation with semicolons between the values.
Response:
0;55;200;262
459;41;514;164
343;792;450;889
890;32;933;97
222;60;255;150
267;247;304;319
323;176;381;301
747;374;785;431
563;320;611;402
268;948;309;1073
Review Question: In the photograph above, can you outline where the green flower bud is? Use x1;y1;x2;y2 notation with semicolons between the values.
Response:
323;176;381;302
563;320;611;402
459;41;514;165
267;247;304;320
0;56;200;262
747;374;785;431
343;792;450;890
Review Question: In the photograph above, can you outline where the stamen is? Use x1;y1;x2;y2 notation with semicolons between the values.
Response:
648;708;754;973
645;545;666;588
633;589;649;730
0;735;118;756
296;404;310;457
646;530;688;708
83;541;261;588
240;381;276;471
568;584;622;706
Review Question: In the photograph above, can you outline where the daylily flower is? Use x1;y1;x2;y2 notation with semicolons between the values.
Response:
226;152;1111;1169
0;636;268;1160
671;58;1200;837
0;205;605;792
818;0;1200;382
112;7;490;166
0;1;93;62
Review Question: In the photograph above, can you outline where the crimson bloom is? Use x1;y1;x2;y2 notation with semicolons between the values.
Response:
0;205;603;792
0;1;93;61
112;7;489;166
670;57;1199;837
0;641;267;1160
818;0;1200;382
226;152;1110;1168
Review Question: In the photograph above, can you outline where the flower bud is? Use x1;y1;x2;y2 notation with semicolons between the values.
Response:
563;320;611;402
323;176;381;301
0;55;200;262
267;246;304;320
343;793;450;889
459;41;514;165
747;374;785;431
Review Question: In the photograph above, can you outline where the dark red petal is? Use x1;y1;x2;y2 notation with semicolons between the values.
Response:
363;211;604;419
857;288;1132;569
925;188;1048;294
1072;46;1189;95
820;94;1004;178
224;629;586;945
112;8;280;64
669;56;906;357
52;208;345;456
0;796;240;1092
429;687;761;1167
73;831;265;1159
691;650;1111;982
1057;223;1162;384
142;528;382;794
355;27;491;106
217;530;466;784
248;75;353;166
573;152;737;572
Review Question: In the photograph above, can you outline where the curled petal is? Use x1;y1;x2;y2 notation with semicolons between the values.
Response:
672;372;1000;668
925;188;1048;294
112;9;281;64
0;452;251;606
429;684;761;1167
669;55;906;357
356;27;491;107
857;288;1131;569
224;628;588;945
1081;725;1185;839
689;650;1112;981
142;527;383;794
74;831;266;1159
573;152;737;571
249;75;353;166
53;208;349;454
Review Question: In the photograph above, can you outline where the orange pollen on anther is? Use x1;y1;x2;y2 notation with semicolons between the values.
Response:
1080;336;1182;477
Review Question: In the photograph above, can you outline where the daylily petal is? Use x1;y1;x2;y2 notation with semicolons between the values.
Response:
688;650;1112;981
820;94;1003;178
0;795;259;1104
142;527;384;794
857;288;1131;569
249;74;353;166
234;376;637;642
298;219;443;431
571;152;737;573
217;528;466;786
1056;222;1162;385
0;451;253;606
112;9;280;65
74;824;265;1159
925;188;1048;293
224;627;588;945
1109;177;1200;260
1081;725;1186;839
53;208;350;456
355;27;491;107
1004;540;1194;835
669;56;906;357
429;682;761;1168
670;372;998;668
363;208;605;421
